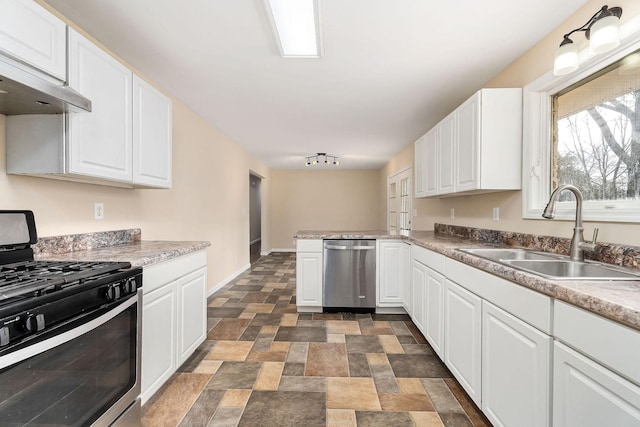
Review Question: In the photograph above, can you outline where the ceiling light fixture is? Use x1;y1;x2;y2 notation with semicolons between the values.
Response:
265;0;321;58
553;5;623;76
305;153;339;166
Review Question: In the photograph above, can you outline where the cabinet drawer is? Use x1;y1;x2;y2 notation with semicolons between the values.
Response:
445;257;551;333
555;300;640;386
411;245;445;274
296;239;323;252
143;250;207;293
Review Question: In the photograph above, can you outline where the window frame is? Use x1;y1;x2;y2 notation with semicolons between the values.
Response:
523;16;640;222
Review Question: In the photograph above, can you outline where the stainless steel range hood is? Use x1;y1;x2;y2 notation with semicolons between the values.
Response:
0;58;91;115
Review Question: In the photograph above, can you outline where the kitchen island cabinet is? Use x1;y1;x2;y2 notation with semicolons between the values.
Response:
377;240;409;311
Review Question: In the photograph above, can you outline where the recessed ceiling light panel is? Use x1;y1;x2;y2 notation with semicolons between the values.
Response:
265;0;322;58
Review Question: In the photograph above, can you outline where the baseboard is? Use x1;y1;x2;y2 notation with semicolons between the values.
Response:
260;249;272;256
269;248;295;253
375;306;408;314
207;263;251;297
250;238;262;245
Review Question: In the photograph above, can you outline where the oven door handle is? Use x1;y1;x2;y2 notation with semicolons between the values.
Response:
0;294;137;370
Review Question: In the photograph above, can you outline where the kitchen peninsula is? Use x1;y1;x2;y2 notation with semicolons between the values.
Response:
296;224;640;427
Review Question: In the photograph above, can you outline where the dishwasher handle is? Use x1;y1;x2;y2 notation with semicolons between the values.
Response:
324;244;375;250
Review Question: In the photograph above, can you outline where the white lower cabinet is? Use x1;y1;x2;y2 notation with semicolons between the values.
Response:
141;250;207;404
141;280;176;405
410;260;427;333
553;341;640;427
377;240;410;310
482;301;551;427
444;279;482;406
176;268;208;366
295;239;323;311
424;267;444;358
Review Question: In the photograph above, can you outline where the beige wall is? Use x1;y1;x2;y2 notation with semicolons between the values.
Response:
382;0;640;246
270;170;380;249
3;4;271;292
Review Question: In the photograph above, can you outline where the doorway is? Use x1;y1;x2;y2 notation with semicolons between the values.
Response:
249;173;262;264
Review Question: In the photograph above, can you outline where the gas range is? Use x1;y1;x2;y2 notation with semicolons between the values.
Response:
0;212;141;352
0;210;142;427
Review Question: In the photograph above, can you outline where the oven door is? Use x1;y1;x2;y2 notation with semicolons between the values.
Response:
0;291;141;427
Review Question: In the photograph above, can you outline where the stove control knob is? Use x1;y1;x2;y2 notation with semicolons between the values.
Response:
25;314;45;332
105;284;121;301
124;277;137;294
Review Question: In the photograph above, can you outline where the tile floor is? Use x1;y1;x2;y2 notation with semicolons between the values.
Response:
141;252;491;427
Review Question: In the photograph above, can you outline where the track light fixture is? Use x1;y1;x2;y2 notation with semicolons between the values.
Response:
553;5;623;76
304;152;339;166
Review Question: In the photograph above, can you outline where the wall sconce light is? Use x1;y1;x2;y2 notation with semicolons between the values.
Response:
305;152;339;166
553;5;623;76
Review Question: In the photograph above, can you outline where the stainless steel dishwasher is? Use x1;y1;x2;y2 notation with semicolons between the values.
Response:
323;239;376;311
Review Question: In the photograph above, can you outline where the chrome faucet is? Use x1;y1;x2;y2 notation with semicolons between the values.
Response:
542;184;598;262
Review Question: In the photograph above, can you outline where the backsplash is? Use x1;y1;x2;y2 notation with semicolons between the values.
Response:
434;223;640;269
33;229;141;256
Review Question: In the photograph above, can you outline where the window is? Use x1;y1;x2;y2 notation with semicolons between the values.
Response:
523;18;640;222
388;167;411;234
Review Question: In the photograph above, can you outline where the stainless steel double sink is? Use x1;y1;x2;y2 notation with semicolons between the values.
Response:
457;248;640;280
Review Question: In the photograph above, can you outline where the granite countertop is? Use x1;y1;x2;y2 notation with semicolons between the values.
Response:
295;228;640;332
32;229;210;268
35;240;210;267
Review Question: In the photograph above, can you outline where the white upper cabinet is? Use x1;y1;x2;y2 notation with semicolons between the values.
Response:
133;75;173;188
0;0;66;81
415;88;522;197
67;28;133;182
6;27;173;188
437;112;456;195
414;135;426;198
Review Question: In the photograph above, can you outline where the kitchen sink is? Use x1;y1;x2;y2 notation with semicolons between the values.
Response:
458;248;563;261
457;248;640;280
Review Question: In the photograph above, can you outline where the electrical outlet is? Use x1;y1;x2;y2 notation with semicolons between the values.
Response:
450;208;455;219
94;202;104;220
493;207;500;221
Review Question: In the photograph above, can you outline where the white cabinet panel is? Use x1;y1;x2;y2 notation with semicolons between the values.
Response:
296;251;323;308
0;0;66;80
482;301;551;427
378;241;409;307
424;127;438;197
133;75;172;188
438;112;456;195
425;268;444;358
142;282;177;404
414;135;426;198
456;92;480;192
67;28;133;182
444;279;482;406
177;267;207;366
410;260;426;333
554;342;640;427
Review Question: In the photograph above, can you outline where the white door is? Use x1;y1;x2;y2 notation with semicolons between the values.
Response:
296;252;323;307
410;260;426;333
444;279;482;406
482;301;551;427
0;0;66;80
438;112;456;194
425;268;444;358
387;167;412;234
67;28;133;182
142;283;177;404
378;241;408;306
424;127;438;196
554;341;640;427
133;75;172;188
177;268;207;366
456;92;480;192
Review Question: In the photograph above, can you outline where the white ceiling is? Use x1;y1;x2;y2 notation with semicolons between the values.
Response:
45;0;588;169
